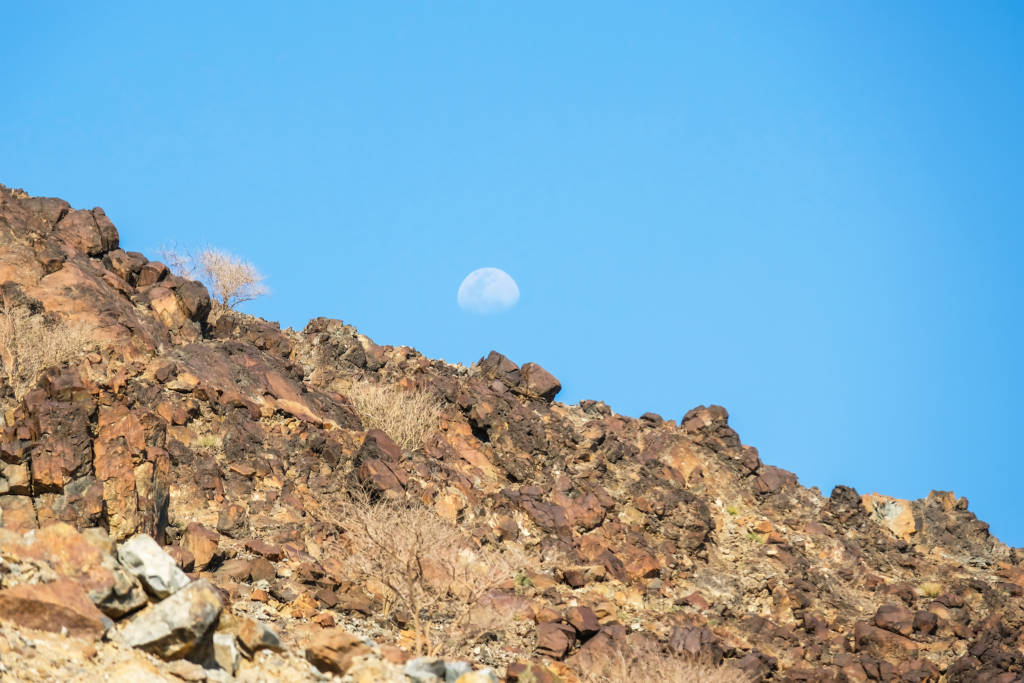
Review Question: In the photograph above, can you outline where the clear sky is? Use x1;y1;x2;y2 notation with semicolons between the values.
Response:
4;3;1022;545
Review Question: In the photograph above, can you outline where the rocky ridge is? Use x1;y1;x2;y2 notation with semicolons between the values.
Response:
0;183;1021;681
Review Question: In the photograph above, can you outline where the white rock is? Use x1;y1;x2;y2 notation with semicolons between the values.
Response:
117;534;190;599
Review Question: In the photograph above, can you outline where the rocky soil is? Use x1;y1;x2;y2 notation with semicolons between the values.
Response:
0;183;1021;682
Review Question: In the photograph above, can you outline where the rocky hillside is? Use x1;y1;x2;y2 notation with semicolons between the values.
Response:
0;183;1021;682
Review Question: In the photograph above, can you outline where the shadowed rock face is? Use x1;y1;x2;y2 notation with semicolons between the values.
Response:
0;183;1022;682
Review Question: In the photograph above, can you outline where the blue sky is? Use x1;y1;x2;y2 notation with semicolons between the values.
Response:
4;3;1022;545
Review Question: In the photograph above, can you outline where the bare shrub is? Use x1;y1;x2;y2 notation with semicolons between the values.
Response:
576;637;751;683
313;493;524;658
160;246;268;309
0;304;93;399
342;380;442;452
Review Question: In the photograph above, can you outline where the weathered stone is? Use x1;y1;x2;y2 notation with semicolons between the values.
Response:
212;631;240;674
358;429;403;463
236;617;283;654
0;578;109;639
117;579;223;660
180;523;220;571
874;603;915;637
566;606;600;639
536;622;575;659
862;493;917;541
216;504;249;537
518;362;561;401
118;534;190;598
306;627;371;676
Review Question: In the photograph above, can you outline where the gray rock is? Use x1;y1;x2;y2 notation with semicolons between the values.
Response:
117;534;190;599
117;579;223;660
90;561;148;618
444;661;474;682
404;657;446;683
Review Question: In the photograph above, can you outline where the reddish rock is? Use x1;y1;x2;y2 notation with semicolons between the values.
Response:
245;539;283;560
180;522;220;571
237;617;284;653
536;622;575;659
249;557;277;583
566;606;600;639
518;362;561;401
305;628;371;676
358;429;403;463
874;603;915;637
0;579;108;639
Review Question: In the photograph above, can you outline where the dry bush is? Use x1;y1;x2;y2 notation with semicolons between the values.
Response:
576;638;751;683
314;493;524;658
342;380;442;452
0;305;93;399
160;246;268;309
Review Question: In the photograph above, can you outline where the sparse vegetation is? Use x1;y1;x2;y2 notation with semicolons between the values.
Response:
342;380;443;452
726;505;739;516
919;581;942;598
0;299;92;399
160;246;268;309
315;492;525;658
575;637;750;683
746;531;766;544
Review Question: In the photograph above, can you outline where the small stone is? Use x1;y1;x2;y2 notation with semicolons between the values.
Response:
213;632;240;673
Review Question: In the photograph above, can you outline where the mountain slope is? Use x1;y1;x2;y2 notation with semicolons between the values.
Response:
0;183;1021;682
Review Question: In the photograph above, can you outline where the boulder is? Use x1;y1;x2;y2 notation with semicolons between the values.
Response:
117;534;190;598
0;578;110;639
117;579;223;660
518;363;561;401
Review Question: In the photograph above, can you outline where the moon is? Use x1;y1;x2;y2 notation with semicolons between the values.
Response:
457;267;520;314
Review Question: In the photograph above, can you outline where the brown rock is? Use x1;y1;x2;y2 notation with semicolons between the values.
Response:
305;628;371;676
358;429;403;463
216;504;249;537
249;557;276;583
536;622;575;659
357;458;407;494
566;606;600;639
180;523;220;571
874;603;915;637
506;661;562;683
0;579;109;639
913;610;938;635
519;362;561;401
244;539;282;560
236;617;284;654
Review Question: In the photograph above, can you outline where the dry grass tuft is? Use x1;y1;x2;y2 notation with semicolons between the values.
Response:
342;380;442;452
0;305;93;399
313;492;524;658
576;638;751;683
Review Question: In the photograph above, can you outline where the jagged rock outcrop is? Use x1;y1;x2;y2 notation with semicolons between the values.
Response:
0;183;1022;681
